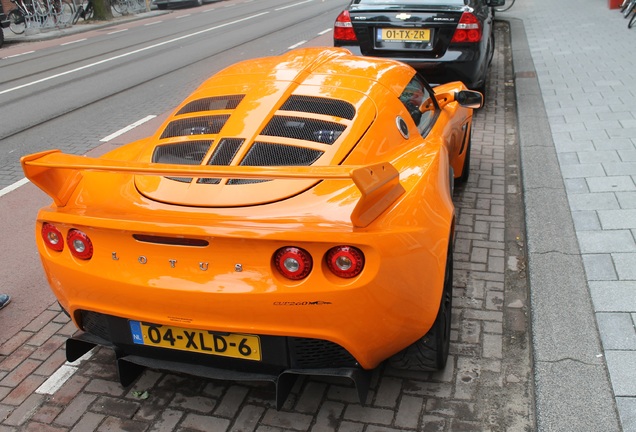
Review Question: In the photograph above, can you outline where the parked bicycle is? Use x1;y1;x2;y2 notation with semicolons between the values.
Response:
619;0;636;29
72;0;93;23
8;0;73;34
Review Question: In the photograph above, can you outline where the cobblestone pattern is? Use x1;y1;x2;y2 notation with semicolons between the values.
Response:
0;23;534;431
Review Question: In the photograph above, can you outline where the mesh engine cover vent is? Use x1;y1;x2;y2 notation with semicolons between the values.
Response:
198;138;244;185
280;95;355;120
261;116;345;145
160;115;230;139
229;142;323;185
176;95;244;115
152;140;213;184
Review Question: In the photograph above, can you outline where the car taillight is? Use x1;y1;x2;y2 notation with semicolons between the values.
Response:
274;247;313;280
326;246;364;278
67;229;93;260
42;223;64;252
334;10;357;42
451;12;482;43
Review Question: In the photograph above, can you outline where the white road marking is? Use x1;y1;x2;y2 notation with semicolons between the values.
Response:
61;38;87;46
176;14;191;18
288;40;307;50
108;28;129;34
2;51;36;59
318;28;331;35
0;11;268;96
144;20;162;26
35;350;95;395
0;178;29;198
100;115;157;142
275;0;312;11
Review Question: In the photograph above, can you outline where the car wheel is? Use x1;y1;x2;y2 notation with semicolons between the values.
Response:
157;4;167;9
457;130;472;184
389;241;453;371
0;27;4;48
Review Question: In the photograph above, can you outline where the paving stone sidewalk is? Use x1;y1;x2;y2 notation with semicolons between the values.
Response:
0;22;535;431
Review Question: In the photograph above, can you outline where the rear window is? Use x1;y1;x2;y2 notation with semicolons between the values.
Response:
355;0;465;5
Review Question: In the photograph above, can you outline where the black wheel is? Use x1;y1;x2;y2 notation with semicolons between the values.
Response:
0;27;4;48
494;0;514;12
84;3;94;19
629;11;636;28
8;9;26;35
111;0;128;15
389;242;453;371
157;3;167;8
624;0;636;17
621;0;632;13
72;5;83;24
457;129;472;184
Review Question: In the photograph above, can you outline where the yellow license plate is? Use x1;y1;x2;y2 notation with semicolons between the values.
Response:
379;28;430;42
129;321;261;361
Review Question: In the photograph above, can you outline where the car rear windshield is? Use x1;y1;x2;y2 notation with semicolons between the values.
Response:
355;0;466;5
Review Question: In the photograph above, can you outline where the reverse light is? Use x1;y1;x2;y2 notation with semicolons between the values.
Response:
42;223;64;252
334;10;357;42
274;247;313;280
451;12;482;43
67;229;93;260
326;246;365;278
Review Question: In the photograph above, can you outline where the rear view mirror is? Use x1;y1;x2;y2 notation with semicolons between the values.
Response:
455;90;483;109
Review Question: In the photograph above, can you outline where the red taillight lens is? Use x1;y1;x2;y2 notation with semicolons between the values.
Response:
326;246;364;278
451;12;482;43
42;223;64;252
334;10;357;42
67;229;93;260
274;247;313;280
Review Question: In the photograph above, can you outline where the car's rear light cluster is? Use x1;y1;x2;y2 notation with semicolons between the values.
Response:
274;245;365;280
451;12;482;43
334;10;357;42
41;223;93;260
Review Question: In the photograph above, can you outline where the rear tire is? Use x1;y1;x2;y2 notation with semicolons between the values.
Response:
389;243;453;371
456;130;472;185
8;9;26;35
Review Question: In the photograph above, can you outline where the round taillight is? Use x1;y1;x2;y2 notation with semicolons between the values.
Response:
67;229;93;260
274;247;313;280
42;223;64;252
326;246;364;278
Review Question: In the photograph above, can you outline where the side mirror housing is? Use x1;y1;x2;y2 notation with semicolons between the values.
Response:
455;90;483;109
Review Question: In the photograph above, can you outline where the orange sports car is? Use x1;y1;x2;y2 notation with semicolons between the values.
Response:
21;47;481;407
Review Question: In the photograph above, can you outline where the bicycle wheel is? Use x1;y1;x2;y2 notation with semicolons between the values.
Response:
629;10;636;28
8;9;26;34
84;2;93;19
54;0;74;24
111;0;128;15
624;0;636;17
621;0;631;12
494;0;515;12
72;4;83;24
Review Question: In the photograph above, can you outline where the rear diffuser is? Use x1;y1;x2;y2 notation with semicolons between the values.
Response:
66;332;372;409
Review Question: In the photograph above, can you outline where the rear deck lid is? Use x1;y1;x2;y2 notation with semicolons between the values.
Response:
134;50;379;208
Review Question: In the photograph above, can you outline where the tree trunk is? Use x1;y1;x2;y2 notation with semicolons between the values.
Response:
92;0;113;20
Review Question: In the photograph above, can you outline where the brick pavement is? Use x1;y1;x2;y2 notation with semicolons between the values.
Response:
0;23;535;431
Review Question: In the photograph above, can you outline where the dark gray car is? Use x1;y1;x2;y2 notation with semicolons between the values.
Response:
334;0;505;91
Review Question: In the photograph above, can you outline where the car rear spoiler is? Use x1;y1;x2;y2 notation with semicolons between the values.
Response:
21;150;405;228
